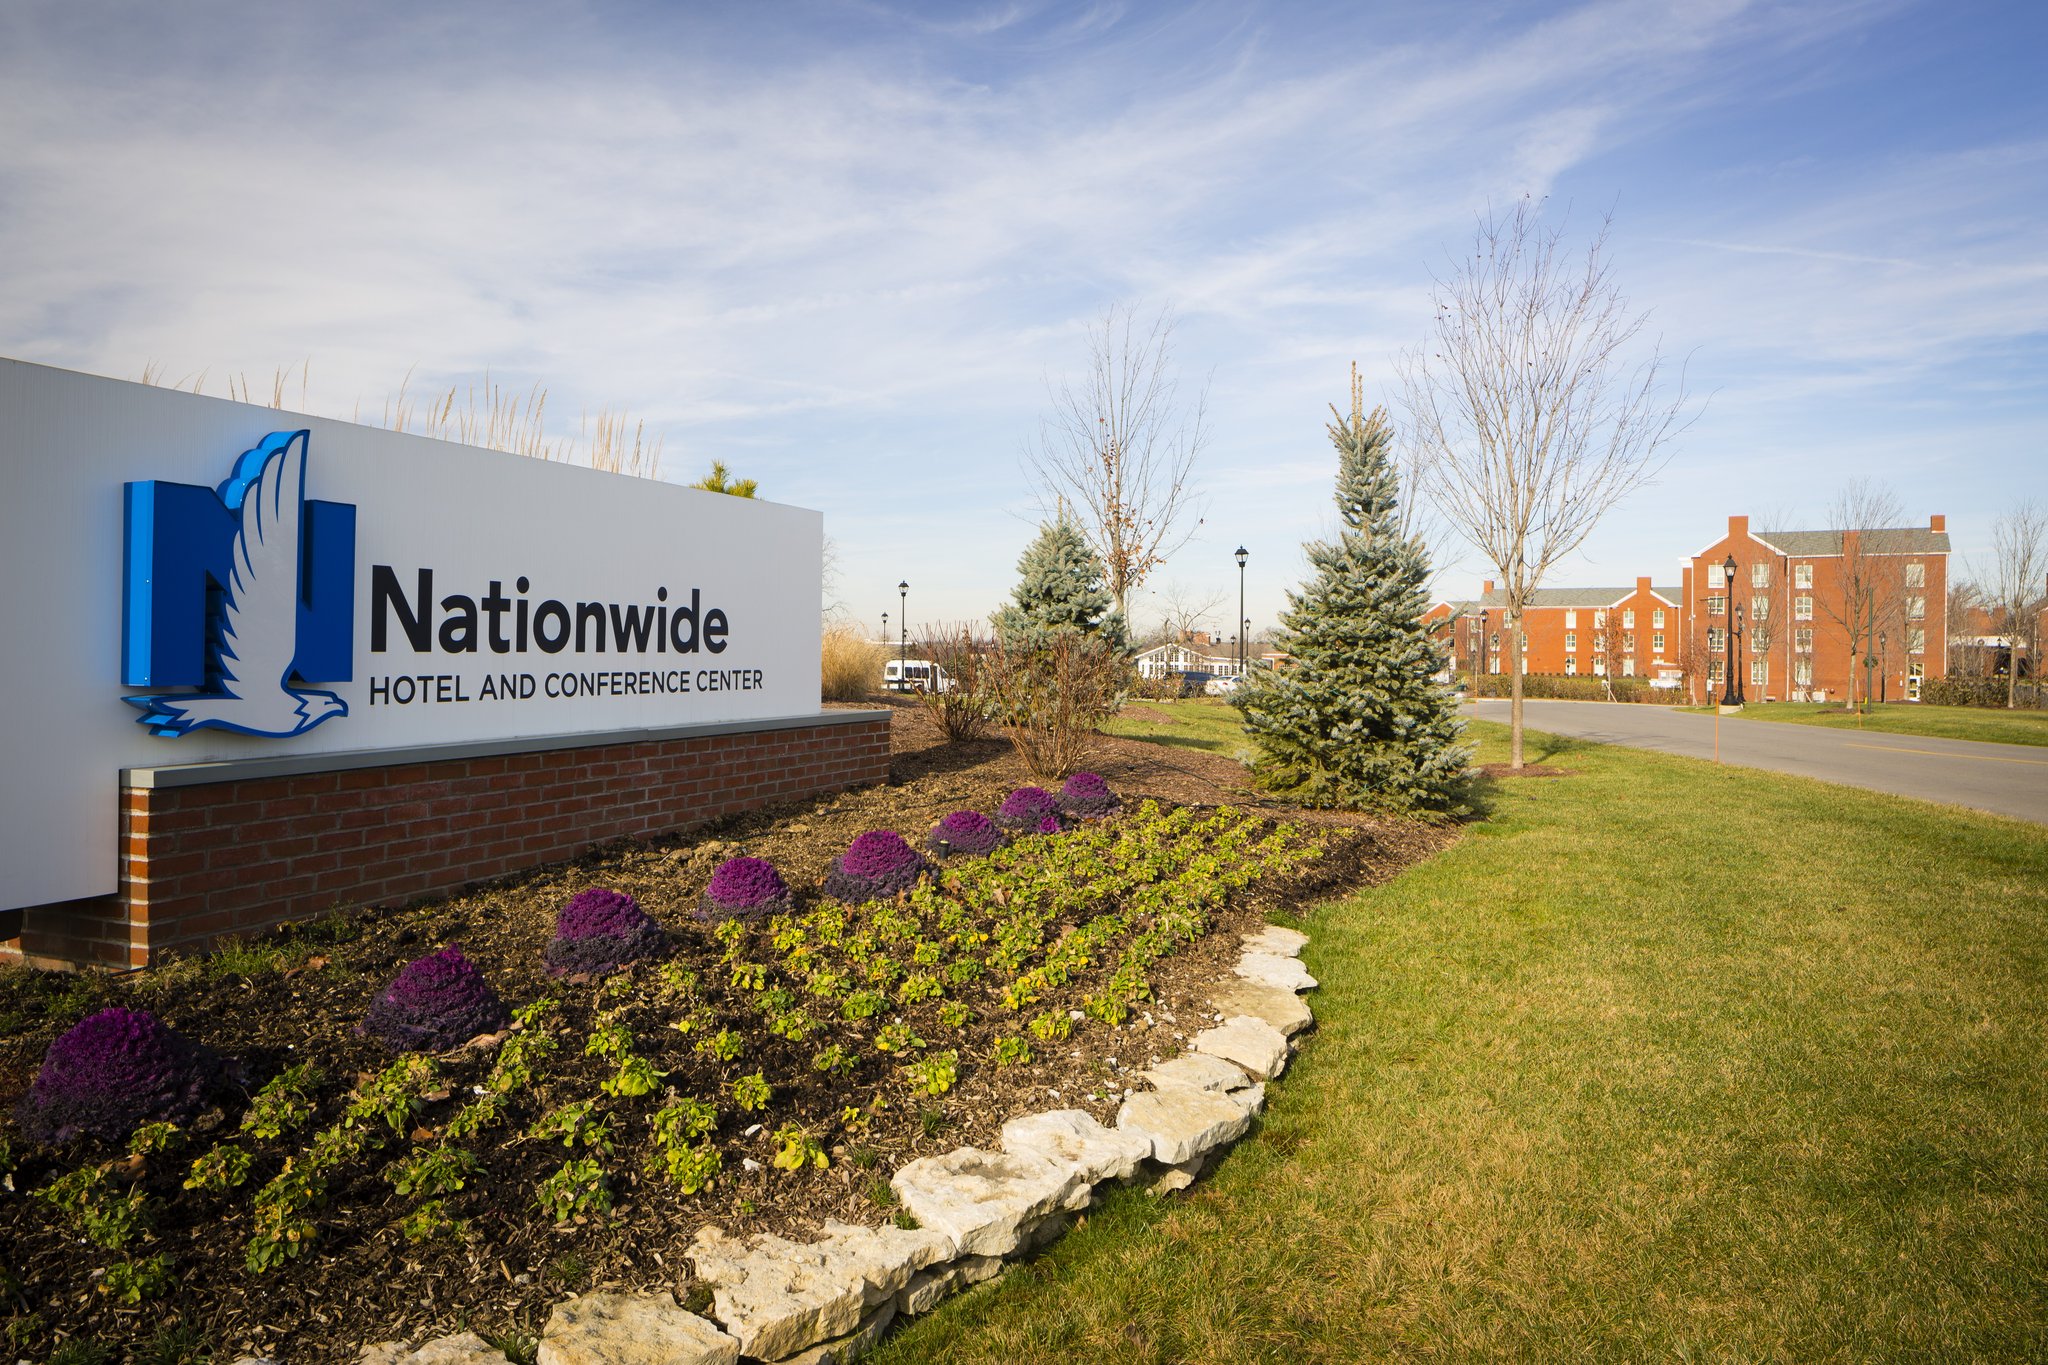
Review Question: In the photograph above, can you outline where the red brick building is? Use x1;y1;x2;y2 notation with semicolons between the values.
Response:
1681;515;1950;704
1434;511;1952;705
1442;577;1684;683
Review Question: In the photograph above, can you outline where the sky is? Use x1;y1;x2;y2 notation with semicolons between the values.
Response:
2;0;2044;642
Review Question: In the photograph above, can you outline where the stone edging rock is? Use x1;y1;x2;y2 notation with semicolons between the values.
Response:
353;924;1317;1365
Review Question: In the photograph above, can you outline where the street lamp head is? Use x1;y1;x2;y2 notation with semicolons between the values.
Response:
898;580;908;594
1234;546;1248;568
1722;552;1737;585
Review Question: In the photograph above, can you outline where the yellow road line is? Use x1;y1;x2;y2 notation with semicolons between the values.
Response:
1846;742;2048;767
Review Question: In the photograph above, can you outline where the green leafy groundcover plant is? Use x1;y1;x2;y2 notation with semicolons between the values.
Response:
1;800;1325;1359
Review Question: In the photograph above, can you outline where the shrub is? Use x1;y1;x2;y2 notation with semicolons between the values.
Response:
362;948;510;1053
1058;771;1118;819
822;624;885;702
15;1007;221;1145
927;810;1001;858
699;856;794;921
995;786;1059;831
982;632;1129;780
915;626;997;741
823;831;931;903
544;888;667;977
1471;672;1670;704
1922;676;2045;708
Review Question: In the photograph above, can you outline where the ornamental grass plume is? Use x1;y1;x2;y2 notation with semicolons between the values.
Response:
927;809;1002;858
15;1007;222;1145
823;830;931;903
995;786;1059;831
699;856;795;921
1058;771;1119;819
545;887;668;977
362;947;510;1053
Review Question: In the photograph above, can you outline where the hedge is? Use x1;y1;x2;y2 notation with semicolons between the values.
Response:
1470;673;1680;704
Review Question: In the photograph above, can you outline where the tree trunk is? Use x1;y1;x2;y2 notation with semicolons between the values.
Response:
1510;616;1525;769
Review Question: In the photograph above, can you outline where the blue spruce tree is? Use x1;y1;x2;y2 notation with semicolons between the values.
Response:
1234;368;1470;814
993;515;1128;652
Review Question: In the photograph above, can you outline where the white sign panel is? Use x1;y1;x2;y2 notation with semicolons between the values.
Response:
0;358;823;912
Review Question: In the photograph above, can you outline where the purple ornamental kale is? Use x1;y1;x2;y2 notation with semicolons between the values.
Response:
1036;815;1062;835
927;809;1002;858
15;1007;220;1145
362;947;510;1053
699;856;795;922
544;887;668;977
1058;771;1119;819
995;786;1059;831
823;830;931;903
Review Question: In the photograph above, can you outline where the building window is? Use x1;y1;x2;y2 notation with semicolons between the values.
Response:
1795;627;1813;653
1751;659;1768;687
1623;656;1636;676
1709;659;1725;684
1751;595;1769;622
1708;595;1727;617
1909;628;1925;654
1708;627;1726;652
1795;659;1813;685
1795;563;1813;588
1624;631;1636;652
1907;595;1925;620
1622;608;1635;628
1564;609;1577;628
1565;657;1577;675
1795;595;1813;621
1653;632;1665;654
1905;561;1925;588
1594;609;1608;628
1594;633;1606;653
1708;563;1726;589
1751;561;1771;587
1653;607;1665;629
1565;631;1577;652
1594;659;1607;676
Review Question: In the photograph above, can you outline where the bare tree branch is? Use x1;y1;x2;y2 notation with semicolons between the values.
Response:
1814;478;1908;712
1398;198;1692;766
1986;500;2048;708
1030;304;1209;619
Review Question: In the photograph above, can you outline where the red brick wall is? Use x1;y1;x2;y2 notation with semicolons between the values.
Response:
3;716;890;971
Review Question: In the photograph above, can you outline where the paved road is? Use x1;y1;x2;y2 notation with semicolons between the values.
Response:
1469;699;2048;827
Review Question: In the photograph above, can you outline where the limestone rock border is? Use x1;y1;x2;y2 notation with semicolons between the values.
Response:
356;926;1316;1365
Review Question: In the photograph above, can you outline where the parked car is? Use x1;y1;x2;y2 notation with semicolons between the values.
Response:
883;659;955;693
1172;669;1214;698
1203;675;1241;697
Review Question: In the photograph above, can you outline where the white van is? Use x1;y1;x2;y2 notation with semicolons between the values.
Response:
883;659;955;693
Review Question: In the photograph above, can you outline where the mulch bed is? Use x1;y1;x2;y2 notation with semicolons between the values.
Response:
1;699;1452;1363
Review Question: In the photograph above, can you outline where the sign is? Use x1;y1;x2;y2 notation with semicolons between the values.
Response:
0;358;823;912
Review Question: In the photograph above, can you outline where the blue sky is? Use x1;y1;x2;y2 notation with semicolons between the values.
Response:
2;0;2043;640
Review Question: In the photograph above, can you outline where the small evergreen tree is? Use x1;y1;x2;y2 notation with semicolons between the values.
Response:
690;461;758;498
993;516;1127;652
1234;368;1470;814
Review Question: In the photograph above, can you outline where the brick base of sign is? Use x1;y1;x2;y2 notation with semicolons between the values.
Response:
0;712;891;972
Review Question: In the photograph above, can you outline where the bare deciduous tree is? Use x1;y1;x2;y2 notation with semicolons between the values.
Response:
1031;304;1208;620
1400;200;1691;767
1815;479;1908;713
1986;500;2048;708
1149;580;1226;648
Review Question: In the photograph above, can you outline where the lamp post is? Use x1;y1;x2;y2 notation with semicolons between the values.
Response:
897;580;908;690
1878;630;1888;704
1478;608;1489;683
1234;546;1248;677
880;610;888;646
1721;554;1744;706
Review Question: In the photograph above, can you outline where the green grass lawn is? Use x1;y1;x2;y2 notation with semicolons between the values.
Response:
1106;698;1253;759
872;718;2048;1364
1707;700;2048;747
